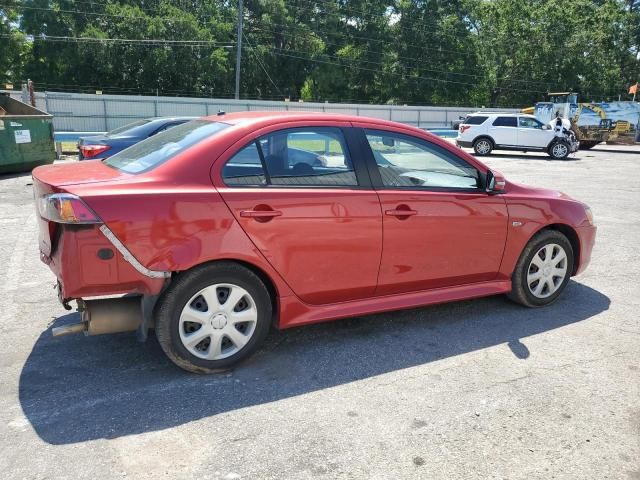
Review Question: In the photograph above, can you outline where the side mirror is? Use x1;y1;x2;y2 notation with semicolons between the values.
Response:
382;137;395;147
542;124;551;130
486;170;506;194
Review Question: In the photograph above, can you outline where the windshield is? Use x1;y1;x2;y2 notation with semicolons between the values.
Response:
107;119;152;136
104;120;229;174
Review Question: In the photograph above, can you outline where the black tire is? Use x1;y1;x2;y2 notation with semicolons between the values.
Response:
155;262;272;373
548;140;570;160
507;230;574;308
473;137;493;156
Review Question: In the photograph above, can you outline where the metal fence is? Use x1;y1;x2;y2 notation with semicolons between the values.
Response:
3;90;516;132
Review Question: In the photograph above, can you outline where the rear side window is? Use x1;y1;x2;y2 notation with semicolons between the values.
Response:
492;116;517;127
465;116;488;125
222;127;358;187
104;120;229;174
222;143;266;186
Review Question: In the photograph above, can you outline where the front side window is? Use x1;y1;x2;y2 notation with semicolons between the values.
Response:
222;127;358;187
365;130;480;190
519;117;543;129
492;116;517;127
104;120;229;173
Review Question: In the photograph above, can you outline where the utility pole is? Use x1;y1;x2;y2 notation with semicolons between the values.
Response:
235;0;243;100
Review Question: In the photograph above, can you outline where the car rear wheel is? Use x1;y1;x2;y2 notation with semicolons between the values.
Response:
155;262;272;373
507;230;574;307
473;138;493;156
548;140;570;160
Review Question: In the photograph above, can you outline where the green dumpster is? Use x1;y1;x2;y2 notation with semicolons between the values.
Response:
0;93;55;174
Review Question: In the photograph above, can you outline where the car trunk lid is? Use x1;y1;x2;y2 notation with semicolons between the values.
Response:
32;159;129;187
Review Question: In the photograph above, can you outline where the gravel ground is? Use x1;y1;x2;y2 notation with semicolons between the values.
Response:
0;145;638;480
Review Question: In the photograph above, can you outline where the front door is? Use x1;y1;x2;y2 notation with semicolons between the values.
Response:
358;128;509;296
215;126;382;305
517;116;552;148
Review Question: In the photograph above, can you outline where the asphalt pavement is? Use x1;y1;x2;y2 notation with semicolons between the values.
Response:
0;145;638;479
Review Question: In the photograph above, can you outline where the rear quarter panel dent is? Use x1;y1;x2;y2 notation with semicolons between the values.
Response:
71;186;294;298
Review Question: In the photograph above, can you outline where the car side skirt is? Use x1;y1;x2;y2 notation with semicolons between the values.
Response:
494;144;546;152
277;279;512;329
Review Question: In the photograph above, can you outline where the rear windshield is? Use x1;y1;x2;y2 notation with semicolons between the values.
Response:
464;116;488;125
104;120;229;174
107;119;151;136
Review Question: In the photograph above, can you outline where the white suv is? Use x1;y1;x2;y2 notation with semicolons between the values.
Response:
456;112;579;159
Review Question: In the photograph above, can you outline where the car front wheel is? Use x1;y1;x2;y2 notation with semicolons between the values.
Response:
473;138;493;156
508;230;574;307
155;262;272;373
548;140;570;160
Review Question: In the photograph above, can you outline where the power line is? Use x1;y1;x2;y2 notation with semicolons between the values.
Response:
248;20;482;61
281;0;478;44
2;31;545;94
0;3;195;22
0;1;555;89
10;0;198;19
3;1;519;63
243;33;284;98
0;33;234;47
4;2;483;61
267;49;545;94
266;46;546;93
248;26;551;88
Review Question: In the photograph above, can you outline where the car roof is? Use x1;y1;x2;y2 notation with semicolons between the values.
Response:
470;112;523;117
202;110;425;132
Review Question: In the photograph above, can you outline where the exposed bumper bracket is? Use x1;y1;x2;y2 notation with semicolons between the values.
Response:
99;225;170;279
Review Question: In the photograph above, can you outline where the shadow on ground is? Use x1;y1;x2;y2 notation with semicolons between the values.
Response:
482;152;581;161
19;281;609;445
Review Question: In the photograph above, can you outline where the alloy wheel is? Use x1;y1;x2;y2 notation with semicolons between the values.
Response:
178;283;258;360
526;243;568;298
476;140;491;154
552;143;568;158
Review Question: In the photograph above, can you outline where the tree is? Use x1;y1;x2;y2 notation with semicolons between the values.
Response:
0;1;27;86
2;0;639;106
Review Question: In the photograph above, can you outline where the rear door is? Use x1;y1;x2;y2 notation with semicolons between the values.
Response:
488;116;518;146
355;126;508;295
213;124;382;305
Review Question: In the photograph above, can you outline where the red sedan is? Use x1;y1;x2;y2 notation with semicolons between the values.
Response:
32;112;596;373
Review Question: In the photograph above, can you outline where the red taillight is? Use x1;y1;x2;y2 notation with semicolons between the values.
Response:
37;193;101;224
459;125;471;133
80;144;111;159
